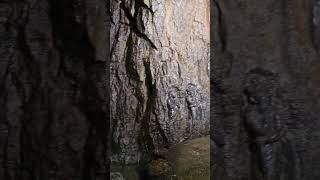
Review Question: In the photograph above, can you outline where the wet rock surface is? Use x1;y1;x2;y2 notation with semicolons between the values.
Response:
110;0;210;165
212;0;320;179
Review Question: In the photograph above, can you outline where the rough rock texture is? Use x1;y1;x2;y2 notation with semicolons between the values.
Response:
314;0;320;51
211;0;320;179
111;0;210;165
0;0;109;179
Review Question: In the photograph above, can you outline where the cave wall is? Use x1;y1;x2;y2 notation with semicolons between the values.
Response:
211;0;320;179
111;0;210;165
0;0;109;179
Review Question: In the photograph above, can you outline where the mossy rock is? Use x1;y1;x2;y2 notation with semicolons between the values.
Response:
111;164;140;180
112;136;210;180
110;172;125;180
165;136;210;180
147;158;172;177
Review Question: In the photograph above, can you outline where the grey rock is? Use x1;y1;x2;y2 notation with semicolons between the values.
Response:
212;0;320;179
0;0;110;179
111;0;210;165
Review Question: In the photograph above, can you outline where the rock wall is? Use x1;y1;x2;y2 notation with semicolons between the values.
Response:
211;0;320;179
0;0;109;179
111;0;210;165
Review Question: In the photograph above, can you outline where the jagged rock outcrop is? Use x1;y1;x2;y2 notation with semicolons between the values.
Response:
211;0;320;179
111;0;210;165
0;0;109;179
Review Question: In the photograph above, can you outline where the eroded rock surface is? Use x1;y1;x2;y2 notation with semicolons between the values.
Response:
0;0;109;179
212;0;320;179
111;0;210;165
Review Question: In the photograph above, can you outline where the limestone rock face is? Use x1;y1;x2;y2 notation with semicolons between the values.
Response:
111;0;210;164
212;0;320;179
0;0;109;179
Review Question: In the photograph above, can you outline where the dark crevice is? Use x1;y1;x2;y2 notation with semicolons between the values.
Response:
120;0;157;49
138;60;156;159
213;0;227;52
124;32;141;82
